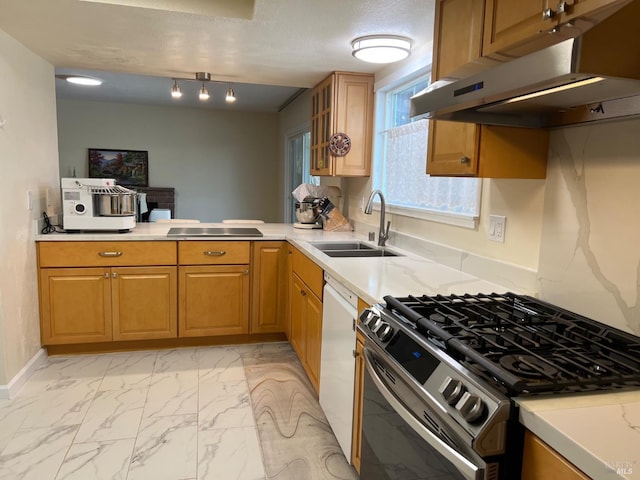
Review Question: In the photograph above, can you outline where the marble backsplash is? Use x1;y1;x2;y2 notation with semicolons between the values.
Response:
537;117;640;336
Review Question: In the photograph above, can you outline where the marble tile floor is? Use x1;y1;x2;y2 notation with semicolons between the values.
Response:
0;342;358;480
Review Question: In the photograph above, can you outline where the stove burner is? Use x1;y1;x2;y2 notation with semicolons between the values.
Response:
429;313;446;324
499;354;559;379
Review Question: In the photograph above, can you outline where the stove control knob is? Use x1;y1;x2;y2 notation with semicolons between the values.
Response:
370;318;383;332
456;392;485;423
377;324;393;341
438;376;466;406
362;312;378;327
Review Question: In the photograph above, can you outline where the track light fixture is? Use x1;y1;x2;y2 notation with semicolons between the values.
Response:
171;80;182;98
170;72;238;103
225;85;236;103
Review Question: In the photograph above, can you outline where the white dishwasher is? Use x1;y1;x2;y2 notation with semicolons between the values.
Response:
319;272;358;461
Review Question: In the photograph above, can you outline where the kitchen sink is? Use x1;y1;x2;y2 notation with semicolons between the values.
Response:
310;241;401;258
311;241;375;251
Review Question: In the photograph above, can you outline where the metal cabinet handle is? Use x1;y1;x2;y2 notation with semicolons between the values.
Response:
300;290;307;296
99;251;123;257
204;251;226;256
542;7;555;19
556;1;568;14
243;269;249;275
353;349;360;358
112;272;117;278
460;156;470;164
103;272;110;279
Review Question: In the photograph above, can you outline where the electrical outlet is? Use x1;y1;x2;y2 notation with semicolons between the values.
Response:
488;215;506;243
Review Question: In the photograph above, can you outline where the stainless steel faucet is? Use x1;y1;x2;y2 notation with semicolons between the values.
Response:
364;189;390;247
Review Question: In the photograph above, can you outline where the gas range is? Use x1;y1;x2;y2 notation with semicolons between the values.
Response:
357;292;640;479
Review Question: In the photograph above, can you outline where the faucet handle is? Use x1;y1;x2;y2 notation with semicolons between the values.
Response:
384;220;391;238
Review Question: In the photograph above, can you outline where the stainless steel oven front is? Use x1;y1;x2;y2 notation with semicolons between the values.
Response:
360;339;491;480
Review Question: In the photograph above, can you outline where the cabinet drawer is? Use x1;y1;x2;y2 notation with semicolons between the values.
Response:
178;241;250;265
38;241;177;267
292;247;323;299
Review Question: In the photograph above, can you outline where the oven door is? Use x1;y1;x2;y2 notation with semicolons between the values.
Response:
360;346;487;480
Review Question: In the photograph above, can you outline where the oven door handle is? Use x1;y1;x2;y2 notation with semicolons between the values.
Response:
364;348;483;480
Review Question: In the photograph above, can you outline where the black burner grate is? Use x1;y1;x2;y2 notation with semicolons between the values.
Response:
383;293;640;395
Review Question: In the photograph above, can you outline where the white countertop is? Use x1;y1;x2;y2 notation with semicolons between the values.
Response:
36;222;640;477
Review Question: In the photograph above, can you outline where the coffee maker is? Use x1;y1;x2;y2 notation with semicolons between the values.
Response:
61;178;137;232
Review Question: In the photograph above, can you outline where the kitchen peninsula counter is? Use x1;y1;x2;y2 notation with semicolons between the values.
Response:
35;222;640;479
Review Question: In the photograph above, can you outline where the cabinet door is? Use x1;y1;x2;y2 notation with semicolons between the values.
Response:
333;73;374;177
112;266;177;341
558;0;630;23
251;241;287;333
351;334;365;473
290;274;306;359
427;120;480;176
304;291;323;393
522;430;590;480
178;265;250;337
433;0;484;80
310;75;334;176
483;0;558;57
39;268;112;345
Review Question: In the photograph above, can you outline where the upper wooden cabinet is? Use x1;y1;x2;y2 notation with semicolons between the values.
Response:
429;0;550;178
310;71;374;177
483;0;631;59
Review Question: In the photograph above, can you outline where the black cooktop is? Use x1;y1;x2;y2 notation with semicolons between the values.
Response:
383;293;640;396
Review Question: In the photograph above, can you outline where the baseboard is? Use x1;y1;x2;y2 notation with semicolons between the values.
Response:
0;348;47;399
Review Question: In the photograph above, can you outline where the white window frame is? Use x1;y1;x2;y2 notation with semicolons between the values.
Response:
372;70;481;229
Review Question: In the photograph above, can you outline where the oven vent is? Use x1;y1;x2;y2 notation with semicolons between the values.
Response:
372;358;397;385
486;462;499;480
422;411;458;449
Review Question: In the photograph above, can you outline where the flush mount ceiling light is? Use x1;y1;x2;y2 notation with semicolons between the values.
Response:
56;74;103;86
351;35;412;64
171;72;238;103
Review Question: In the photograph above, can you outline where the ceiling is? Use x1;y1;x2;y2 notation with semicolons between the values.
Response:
0;0;435;111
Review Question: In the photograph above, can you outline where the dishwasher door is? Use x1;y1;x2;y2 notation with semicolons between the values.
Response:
319;273;358;461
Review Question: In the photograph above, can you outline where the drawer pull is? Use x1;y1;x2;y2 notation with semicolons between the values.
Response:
204;250;226;257
99;251;123;257
103;272;110;279
300;290;307;296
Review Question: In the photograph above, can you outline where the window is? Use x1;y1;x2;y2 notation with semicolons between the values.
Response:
373;75;481;228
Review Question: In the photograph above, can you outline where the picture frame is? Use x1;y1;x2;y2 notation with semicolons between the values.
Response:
88;148;149;186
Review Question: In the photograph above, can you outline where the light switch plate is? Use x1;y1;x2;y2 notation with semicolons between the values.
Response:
488;215;506;243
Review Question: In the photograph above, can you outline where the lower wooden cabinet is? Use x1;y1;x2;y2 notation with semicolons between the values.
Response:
351;330;365;474
522;430;590;480
251;241;288;334
290;272;324;392
39;265;177;345
178;265;250;337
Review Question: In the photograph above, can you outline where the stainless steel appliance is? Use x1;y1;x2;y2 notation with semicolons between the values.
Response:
294;197;323;229
61;178;136;232
358;293;640;479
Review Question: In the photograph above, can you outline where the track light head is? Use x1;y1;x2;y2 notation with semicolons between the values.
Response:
225;85;236;103
171;80;182;98
199;83;210;101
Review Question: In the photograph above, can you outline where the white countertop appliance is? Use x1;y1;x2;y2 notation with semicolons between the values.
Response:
61;177;136;232
358;293;640;479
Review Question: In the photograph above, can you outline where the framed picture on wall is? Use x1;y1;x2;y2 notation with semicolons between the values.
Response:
88;148;149;186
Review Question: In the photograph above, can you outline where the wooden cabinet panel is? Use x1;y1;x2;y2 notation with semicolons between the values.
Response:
433;0;485;80
290;273;306;359
558;0;630;23
178;241;250;265
304;291;323;392
482;0;557;57
428;120;480;176
178;265;250;337
112;266;177;340
522;430;590;480
292;248;323;299
38;241;177;268
251;241;287;334
39;267;112;344
310;72;373;177
351;332;365;473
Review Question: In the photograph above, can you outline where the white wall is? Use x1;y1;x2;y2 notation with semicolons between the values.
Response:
57;100;281;222
0;29;60;384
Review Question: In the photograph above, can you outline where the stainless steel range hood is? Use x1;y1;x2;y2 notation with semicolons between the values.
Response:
411;5;640;128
